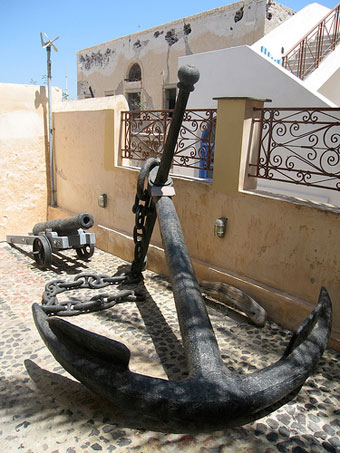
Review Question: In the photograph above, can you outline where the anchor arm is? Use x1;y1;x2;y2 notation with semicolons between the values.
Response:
32;286;331;432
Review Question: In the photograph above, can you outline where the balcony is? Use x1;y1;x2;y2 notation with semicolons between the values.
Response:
120;108;216;178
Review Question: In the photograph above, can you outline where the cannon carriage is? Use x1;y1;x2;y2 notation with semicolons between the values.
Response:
6;213;95;268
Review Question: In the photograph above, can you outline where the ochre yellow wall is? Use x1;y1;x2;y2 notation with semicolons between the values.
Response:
0;83;61;239
50;97;340;350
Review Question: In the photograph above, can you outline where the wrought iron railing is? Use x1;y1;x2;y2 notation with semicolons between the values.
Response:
248;107;340;191
121;109;216;176
282;2;340;79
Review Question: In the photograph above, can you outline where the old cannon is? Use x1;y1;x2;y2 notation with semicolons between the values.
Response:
32;66;332;432
7;213;95;268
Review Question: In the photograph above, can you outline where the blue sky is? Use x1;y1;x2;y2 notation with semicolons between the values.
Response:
1;0;337;99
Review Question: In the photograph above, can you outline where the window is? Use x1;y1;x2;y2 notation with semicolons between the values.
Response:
199;118;216;179
128;63;142;82
164;88;176;110
128;92;141;110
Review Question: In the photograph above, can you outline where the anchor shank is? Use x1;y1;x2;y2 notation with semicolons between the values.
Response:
154;65;199;187
154;89;190;186
155;195;225;380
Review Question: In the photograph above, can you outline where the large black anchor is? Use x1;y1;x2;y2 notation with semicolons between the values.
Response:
33;65;332;433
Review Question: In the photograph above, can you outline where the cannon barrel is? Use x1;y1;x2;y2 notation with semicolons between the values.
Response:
32;213;94;236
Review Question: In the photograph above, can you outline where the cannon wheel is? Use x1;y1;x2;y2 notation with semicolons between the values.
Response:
76;244;95;260
33;236;52;268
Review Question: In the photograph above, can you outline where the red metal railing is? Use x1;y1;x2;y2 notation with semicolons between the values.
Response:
249;107;340;191
121;109;216;176
282;2;340;79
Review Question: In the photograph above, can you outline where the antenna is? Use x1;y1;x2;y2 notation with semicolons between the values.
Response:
65;64;68;99
40;32;59;207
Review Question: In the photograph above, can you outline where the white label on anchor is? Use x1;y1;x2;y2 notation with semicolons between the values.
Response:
151;186;176;197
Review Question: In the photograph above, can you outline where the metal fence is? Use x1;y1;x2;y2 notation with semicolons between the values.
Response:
248;107;340;192
282;2;340;80
121;109;216;177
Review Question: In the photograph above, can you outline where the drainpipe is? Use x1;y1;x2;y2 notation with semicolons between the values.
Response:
47;46;56;207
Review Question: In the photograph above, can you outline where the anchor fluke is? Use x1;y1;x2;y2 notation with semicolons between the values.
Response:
283;286;332;358
32;288;331;432
48;316;131;368
33;303;131;369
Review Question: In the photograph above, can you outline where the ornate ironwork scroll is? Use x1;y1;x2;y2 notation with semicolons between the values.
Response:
121;108;216;174
249;107;340;191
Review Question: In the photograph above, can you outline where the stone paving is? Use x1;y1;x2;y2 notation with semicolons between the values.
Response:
0;241;339;452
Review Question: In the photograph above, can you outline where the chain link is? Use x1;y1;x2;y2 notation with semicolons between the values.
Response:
130;193;150;279
129;158;159;280
40;159;160;316
41;273;145;316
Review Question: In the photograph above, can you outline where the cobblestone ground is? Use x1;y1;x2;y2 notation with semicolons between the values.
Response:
0;242;339;452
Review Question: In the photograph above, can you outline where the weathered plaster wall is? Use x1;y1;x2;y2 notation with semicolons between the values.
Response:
0;83;61;240
77;0;268;107
50;97;340;349
264;0;295;34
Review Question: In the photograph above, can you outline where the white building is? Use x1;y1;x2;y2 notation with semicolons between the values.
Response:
180;2;340;205
77;0;293;109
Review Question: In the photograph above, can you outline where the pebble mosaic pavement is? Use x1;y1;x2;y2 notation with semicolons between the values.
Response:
0;241;339;453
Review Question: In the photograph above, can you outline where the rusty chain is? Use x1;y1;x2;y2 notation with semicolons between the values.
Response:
40;158;160;316
41;273;145;316
129;193;150;279
129;158;159;280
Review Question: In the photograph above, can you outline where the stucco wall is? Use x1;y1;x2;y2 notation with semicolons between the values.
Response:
252;2;340;108
53;95;130;220
306;45;340;106
180;45;334;109
77;0;267;107
318;67;340;107
0;83;61;240
254;3;330;61
51;96;340;349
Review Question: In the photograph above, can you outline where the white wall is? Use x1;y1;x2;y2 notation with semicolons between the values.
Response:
251;1;340;107
180;45;334;109
317;66;340;106
252;3;330;61
304;44;340;104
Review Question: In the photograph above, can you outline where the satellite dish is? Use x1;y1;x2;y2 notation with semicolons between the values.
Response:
40;32;59;52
